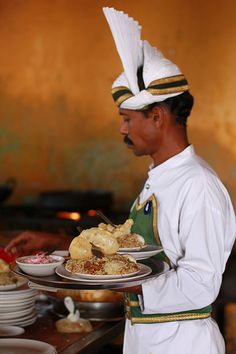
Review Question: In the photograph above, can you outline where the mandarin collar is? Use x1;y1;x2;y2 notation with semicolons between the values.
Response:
148;145;195;178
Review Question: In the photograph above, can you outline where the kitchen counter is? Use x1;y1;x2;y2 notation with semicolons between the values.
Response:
16;313;124;354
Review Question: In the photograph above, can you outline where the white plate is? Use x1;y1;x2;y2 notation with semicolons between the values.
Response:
0;338;56;353
0;307;34;320
0;303;34;313
118;244;148;252
8;315;37;327
0;310;37;322
0;325;25;337
0;289;37;300
0;277;27;291
56;263;152;283
0;301;35;310
0;296;36;305
0;311;37;326
118;244;163;260
0;288;36;296
51;250;69;257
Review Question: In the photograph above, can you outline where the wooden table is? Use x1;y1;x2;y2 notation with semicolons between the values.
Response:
17;313;124;354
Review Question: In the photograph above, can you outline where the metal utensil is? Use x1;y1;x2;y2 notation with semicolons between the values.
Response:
96;210;116;227
90;243;104;258
76;226;83;234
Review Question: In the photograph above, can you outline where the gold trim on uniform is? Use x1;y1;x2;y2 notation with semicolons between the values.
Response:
125;300;140;306
151;195;161;245
135;195;153;210
126;312;211;324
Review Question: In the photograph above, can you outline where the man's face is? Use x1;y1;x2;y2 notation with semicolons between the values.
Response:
119;108;160;157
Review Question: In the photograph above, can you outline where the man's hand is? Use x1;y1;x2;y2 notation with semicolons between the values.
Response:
5;231;71;257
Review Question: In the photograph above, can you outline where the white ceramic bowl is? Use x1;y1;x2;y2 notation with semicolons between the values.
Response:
16;255;64;277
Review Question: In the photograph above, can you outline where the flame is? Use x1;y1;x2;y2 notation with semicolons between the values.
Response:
57;211;81;220
87;209;97;217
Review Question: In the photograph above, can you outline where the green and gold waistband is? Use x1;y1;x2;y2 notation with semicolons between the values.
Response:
125;296;211;324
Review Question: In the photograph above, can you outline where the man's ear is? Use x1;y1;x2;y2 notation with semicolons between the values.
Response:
150;106;164;127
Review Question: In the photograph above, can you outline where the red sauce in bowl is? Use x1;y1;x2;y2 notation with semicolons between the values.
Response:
21;255;56;264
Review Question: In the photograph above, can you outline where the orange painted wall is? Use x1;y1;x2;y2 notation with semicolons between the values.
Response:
0;0;235;209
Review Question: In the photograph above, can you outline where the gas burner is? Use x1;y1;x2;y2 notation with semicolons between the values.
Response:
0;203;129;236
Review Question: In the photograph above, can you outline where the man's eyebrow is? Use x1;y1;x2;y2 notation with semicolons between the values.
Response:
119;110;126;116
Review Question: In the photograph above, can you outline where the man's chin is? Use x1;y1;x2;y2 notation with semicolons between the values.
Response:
129;146;144;156
125;143;144;156
133;151;144;156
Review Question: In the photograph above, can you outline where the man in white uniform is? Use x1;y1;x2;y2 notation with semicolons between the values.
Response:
103;7;236;354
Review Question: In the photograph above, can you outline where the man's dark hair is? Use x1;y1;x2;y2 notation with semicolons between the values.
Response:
140;91;194;127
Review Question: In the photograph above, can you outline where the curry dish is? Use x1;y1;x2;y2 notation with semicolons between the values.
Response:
66;254;140;276
117;233;145;249
0;259;22;286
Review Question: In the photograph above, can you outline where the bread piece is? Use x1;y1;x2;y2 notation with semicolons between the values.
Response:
56;317;92;333
69;236;92;260
111;219;134;238
98;219;134;238
78;228;119;255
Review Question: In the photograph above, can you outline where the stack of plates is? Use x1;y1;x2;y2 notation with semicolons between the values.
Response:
0;288;38;327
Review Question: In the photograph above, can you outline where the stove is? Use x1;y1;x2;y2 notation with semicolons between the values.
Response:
0;189;129;235
0;203;129;236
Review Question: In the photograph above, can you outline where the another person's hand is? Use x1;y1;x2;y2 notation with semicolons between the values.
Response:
5;230;72;257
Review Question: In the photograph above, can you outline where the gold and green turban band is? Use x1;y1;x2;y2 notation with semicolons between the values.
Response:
112;74;189;107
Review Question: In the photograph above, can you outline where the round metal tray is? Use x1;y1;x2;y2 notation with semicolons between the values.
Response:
11;258;169;290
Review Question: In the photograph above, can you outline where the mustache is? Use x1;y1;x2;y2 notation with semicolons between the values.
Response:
124;135;134;146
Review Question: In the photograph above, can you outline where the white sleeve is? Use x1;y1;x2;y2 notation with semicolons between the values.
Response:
141;178;236;314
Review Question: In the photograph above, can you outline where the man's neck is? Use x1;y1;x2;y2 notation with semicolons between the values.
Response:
152;139;189;167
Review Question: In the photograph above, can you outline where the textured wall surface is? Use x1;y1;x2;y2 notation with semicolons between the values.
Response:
0;0;235;209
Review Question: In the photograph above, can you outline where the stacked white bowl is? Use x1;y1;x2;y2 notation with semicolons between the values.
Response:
0;288;37;326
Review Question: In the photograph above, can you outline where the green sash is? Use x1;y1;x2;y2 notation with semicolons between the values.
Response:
125;194;211;324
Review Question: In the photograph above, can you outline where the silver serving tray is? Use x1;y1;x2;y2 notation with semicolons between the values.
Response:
11;258;169;291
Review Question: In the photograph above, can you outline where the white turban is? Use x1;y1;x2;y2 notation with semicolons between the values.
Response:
103;7;189;110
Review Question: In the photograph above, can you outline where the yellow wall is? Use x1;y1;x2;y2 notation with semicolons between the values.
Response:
0;0;235;209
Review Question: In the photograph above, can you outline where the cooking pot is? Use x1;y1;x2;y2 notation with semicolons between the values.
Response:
51;298;124;322
0;178;16;203
38;189;113;211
